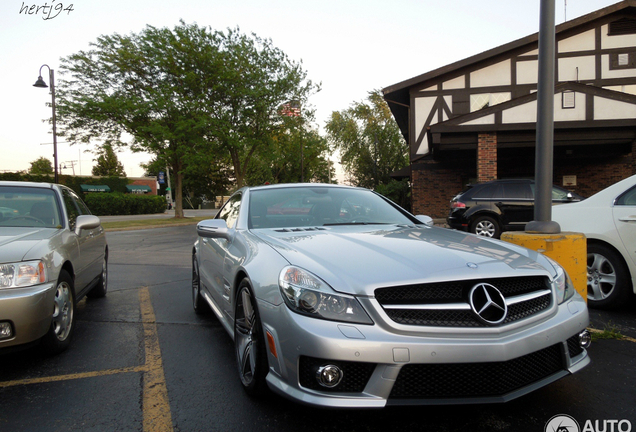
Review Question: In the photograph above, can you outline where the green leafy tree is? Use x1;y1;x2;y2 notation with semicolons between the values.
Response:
56;22;318;217
246;115;335;185
92;144;126;177
29;157;53;175
325;90;410;207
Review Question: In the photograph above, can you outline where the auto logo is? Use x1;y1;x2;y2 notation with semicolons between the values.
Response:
469;283;507;325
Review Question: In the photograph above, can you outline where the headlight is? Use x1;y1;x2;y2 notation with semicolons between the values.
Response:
545;257;575;304
279;266;373;325
0;261;47;289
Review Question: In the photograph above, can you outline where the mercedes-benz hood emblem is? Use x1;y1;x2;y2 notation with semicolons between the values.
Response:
469;283;508;325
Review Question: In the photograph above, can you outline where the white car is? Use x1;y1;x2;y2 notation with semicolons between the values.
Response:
552;175;636;309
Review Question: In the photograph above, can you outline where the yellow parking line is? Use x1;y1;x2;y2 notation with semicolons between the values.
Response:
0;365;147;388
0;287;174;432
139;286;174;432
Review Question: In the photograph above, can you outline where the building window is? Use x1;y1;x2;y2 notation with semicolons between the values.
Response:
608;18;636;36
609;52;636;70
470;93;511;112
562;91;575;109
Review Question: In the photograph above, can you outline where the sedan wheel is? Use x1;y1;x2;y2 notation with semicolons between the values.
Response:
234;280;268;396
41;270;75;354
587;243;630;309
471;216;500;238
87;253;108;298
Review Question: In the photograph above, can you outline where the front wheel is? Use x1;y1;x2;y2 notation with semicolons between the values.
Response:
470;215;501;238
87;253;108;298
192;256;210;315
587;243;631;309
234;279;268;396
41;270;75;355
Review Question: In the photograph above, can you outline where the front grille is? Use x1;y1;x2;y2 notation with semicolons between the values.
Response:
389;344;564;400
298;356;375;393
375;276;552;327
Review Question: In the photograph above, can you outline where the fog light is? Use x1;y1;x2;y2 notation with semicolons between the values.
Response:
579;330;591;349
0;321;13;340
316;364;343;388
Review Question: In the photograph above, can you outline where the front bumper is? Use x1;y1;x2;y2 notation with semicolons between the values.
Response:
0;282;56;349
258;294;589;408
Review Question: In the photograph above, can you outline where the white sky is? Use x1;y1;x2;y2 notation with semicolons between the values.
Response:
0;0;620;178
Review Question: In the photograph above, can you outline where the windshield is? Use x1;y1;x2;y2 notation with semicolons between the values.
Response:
248;186;415;229
0;186;62;228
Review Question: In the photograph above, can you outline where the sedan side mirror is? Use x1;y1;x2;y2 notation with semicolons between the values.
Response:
415;215;435;227
75;215;101;235
197;219;232;240
566;192;574;200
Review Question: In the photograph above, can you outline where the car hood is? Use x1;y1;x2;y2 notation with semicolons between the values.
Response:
252;225;553;296
0;227;58;263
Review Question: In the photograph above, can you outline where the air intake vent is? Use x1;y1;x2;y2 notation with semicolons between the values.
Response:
609;18;636;36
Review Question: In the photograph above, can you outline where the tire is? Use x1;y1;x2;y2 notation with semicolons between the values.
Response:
470;215;501;238
192;255;210;315
87;253;108;298
41;270;75;355
234;279;268;396
587;243;631;310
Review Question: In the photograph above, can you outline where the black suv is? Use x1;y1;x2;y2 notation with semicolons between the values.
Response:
447;179;583;238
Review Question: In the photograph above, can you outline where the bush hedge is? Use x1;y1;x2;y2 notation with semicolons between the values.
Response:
84;193;165;216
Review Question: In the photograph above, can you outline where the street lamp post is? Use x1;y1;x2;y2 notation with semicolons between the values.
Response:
33;65;58;184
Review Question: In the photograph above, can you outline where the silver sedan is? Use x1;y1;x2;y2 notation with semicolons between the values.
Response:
0;181;108;354
192;183;590;407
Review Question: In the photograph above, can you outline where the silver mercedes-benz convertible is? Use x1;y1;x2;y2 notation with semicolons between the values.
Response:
192;183;590;408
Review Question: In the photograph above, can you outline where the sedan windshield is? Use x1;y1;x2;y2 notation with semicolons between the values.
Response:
248;187;415;229
0;186;62;228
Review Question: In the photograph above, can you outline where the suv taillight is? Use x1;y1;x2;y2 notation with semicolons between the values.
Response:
451;201;466;209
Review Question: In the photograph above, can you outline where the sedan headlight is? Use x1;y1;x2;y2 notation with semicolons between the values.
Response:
545;257;575;304
279;266;373;325
0;261;47;289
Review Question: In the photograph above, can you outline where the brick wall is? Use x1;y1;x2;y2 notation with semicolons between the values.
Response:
130;178;158;195
477;133;497;183
412;161;466;218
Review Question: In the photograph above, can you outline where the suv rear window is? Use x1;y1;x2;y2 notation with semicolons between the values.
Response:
469;184;496;199
493;182;531;199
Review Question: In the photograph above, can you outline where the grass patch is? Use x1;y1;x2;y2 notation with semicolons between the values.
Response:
102;216;209;231
590;323;624;341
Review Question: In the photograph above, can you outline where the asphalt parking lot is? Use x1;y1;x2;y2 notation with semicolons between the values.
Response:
0;222;635;432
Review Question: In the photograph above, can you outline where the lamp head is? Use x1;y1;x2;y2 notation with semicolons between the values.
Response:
33;76;48;88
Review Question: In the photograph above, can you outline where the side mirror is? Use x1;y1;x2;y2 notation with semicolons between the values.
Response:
197;219;232;240
75;215;101;235
415;215;435;227
566;192;574;200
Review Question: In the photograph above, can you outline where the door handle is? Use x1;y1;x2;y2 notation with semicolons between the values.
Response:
618;216;636;222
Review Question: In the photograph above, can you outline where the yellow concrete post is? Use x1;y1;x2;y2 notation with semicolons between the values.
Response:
500;232;587;302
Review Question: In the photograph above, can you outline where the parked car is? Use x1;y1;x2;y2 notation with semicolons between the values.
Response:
192;183;589;408
552;174;636;309
447;179;584;238
0;181;108;354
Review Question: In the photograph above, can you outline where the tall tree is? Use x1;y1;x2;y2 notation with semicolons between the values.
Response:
29;157;53;174
56;22;318;217
92;144;126;177
246;114;335;185
325;90;410;207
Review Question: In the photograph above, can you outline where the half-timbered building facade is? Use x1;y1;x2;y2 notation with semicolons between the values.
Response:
383;0;636;218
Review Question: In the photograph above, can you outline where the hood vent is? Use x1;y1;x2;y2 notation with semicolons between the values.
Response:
274;227;328;233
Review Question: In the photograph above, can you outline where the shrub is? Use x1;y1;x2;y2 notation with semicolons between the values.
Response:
84;193;165;216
